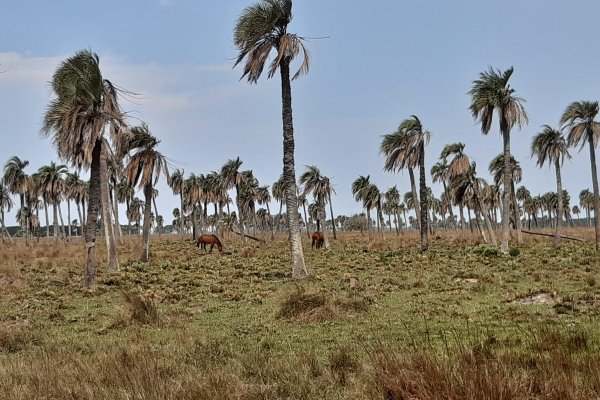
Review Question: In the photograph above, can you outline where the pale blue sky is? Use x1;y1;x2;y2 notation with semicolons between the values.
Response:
1;1;600;226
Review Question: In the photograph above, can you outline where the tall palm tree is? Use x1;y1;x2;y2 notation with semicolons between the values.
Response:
380;126;421;231
561;101;600;250
256;185;274;239
123;124;169;262
234;0;309;278
42;50;126;285
469;66;528;254
579;189;593;227
221;158;246;233
0;182;14;242
272;174;286;233
531;125;571;246
384;186;402;234
168;169;185;235
3;156;29;239
572;205;581;226
488;153;523;244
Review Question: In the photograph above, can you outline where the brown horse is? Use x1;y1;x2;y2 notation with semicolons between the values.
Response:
197;234;223;252
311;231;324;249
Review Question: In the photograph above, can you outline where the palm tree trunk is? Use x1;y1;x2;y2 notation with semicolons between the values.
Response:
52;202;59;242
511;181;523;244
587;133;600;251
443;181;455;222
328;191;337;240
459;204;465;231
1;209;13;243
43;199;50;238
408;167;421;231
302;201;309;238
179;193;185;235
153;197;161;235
476;190;497;246
83;141;102;288
191;204;197;240
100;144;119;271
366;207;372;238
57;202;67;240
280;60;307;279
67;199;71;238
140;184;153;262
500;130;512;254
418;143;428;251
76;201;83;237
553;161;563;247
111;187;122;244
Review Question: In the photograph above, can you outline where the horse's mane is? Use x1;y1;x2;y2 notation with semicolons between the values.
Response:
212;234;223;247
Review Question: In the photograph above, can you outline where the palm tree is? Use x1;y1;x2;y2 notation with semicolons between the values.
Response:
443;143;496;243
123;124;169;262
234;0;309;278
352;175;374;236
0;182;14;242
531;125;571;246
572;205;581;226
168;169;185;235
579;189;593;227
431;159;455;226
299;165;336;247
561;101;600;250
271;174;285;234
488;153;524;244
256;185;274;240
42;50;126;285
380;126;421;231
516;186;532;228
3;156;29;239
469;66;528;254
384;186;402;234
36;162;68;241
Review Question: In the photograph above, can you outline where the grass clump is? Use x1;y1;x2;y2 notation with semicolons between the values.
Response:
113;292;160;327
471;244;499;257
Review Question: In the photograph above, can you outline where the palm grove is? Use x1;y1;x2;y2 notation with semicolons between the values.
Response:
1;1;600;287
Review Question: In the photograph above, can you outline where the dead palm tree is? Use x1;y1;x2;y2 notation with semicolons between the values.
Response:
469;66;528;254
42;50;126;286
123;124;169;262
561;101;600;250
531;125;571;246
234;0;309;278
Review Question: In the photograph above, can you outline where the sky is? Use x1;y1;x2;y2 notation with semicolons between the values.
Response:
1;0;600;227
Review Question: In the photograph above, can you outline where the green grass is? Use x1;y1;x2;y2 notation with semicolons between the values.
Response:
1;231;599;398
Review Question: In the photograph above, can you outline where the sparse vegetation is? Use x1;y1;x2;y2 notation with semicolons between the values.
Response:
1;231;599;398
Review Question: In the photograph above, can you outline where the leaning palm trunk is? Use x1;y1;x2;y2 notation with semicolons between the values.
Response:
100;145;119;271
140;184;153;262
83;142;102;288
153;197;161;236
588;133;600;251
500;131;512;254
76;201;83;237
301;201;309;238
280;60;307;279
474;185;497;245
418;143;428;251
554;161;563;247
328;191;337;240
408;168;421;231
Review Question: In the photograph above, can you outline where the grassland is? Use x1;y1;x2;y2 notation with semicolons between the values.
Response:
1;230;599;399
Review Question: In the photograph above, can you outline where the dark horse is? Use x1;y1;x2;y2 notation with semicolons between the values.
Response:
311;231;324;249
197;234;223;253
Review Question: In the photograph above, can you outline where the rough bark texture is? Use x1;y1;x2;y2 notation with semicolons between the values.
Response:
112;188;122;244
408;168;420;231
44;201;50;238
52;203;59;241
84;141;102;288
501;129;512;254
418;143;428;251
76;202;83;237
140;184;153;262
555;161;563;247
280;60;307;279
588;133;600;251
475;185;497;245
100;145;119;271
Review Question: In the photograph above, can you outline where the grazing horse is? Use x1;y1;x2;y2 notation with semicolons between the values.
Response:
197;234;223;253
311;231;324;249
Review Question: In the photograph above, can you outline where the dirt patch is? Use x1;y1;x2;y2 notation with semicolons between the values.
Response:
512;292;558;305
